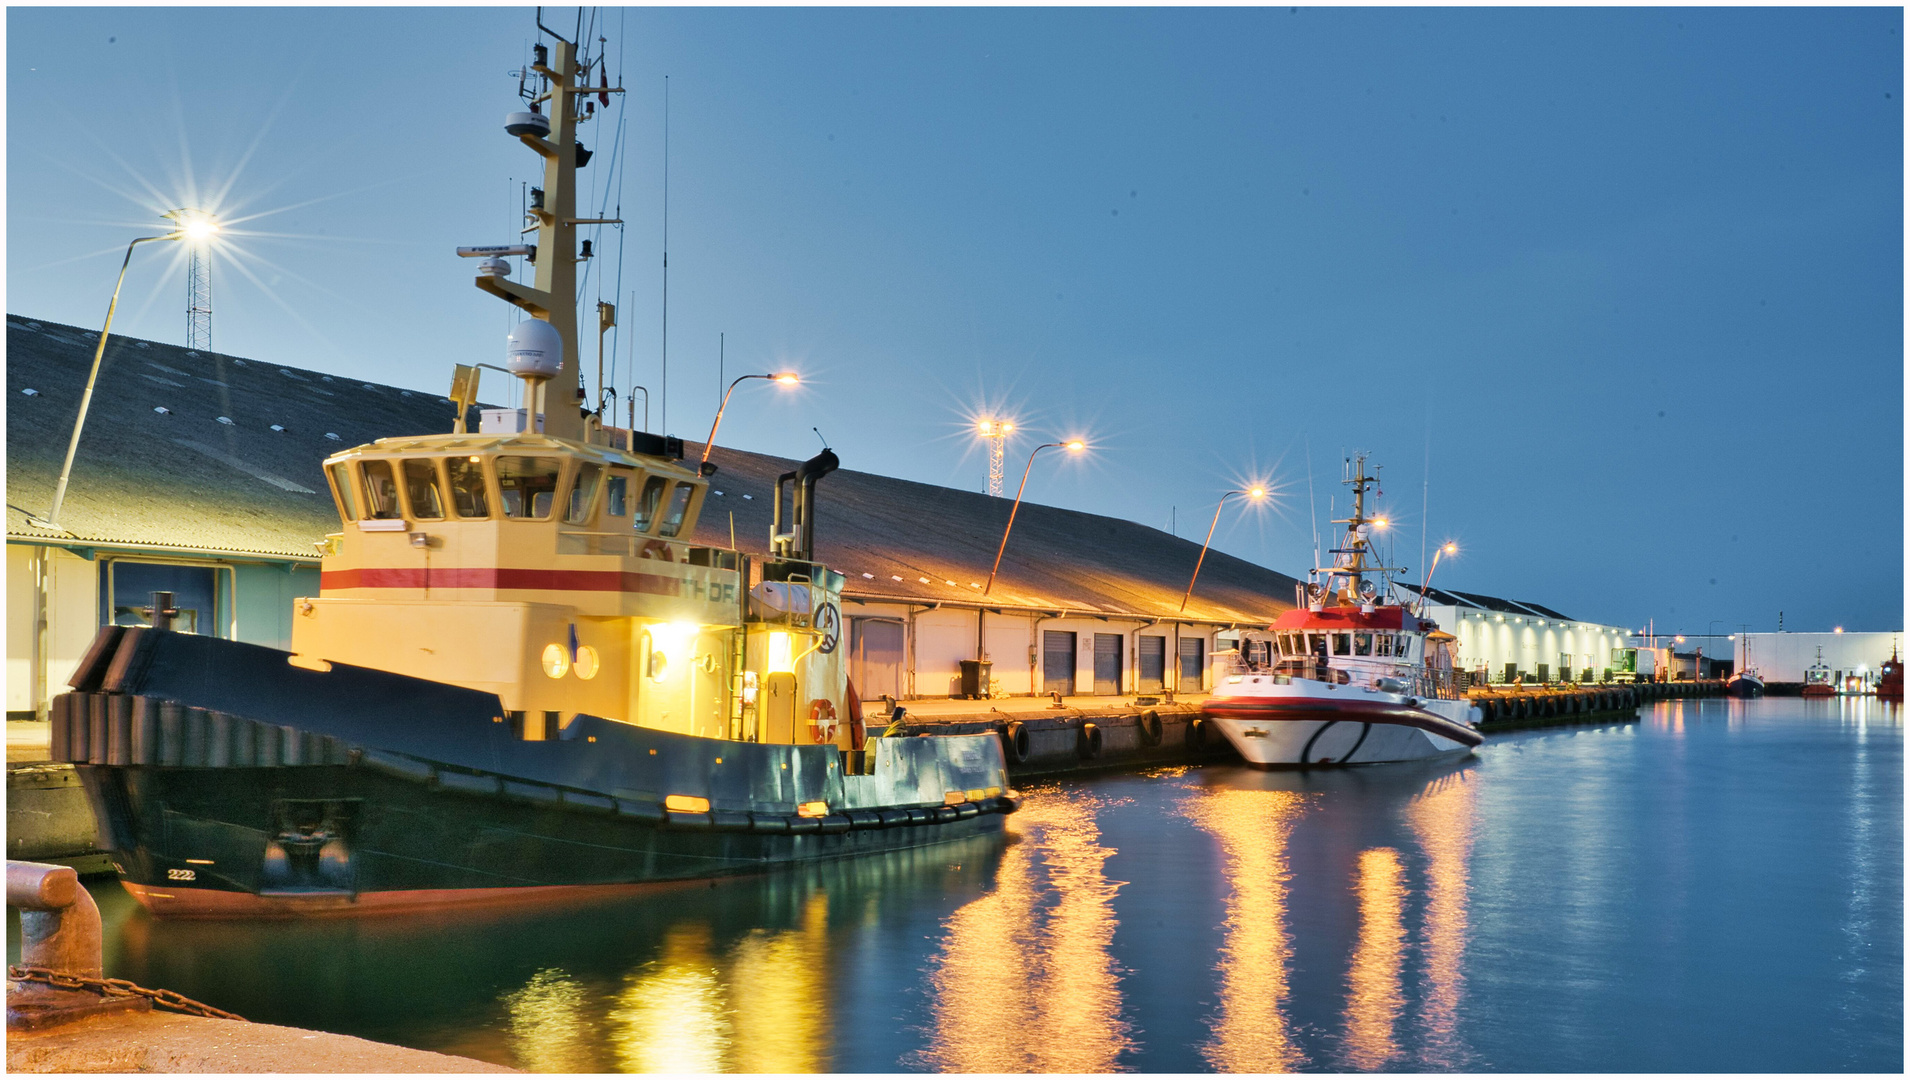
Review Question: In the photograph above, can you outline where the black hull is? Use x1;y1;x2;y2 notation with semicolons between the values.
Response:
54;627;1016;917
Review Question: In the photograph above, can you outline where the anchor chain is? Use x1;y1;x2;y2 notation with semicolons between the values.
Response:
8;964;246;1021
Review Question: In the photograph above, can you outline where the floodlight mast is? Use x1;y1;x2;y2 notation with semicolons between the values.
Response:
471;24;622;443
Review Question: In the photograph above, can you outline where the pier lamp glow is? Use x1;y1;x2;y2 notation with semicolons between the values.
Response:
1415;542;1459;614
31;211;225;531
700;371;800;465
983;439;1088;595
1180;487;1268;613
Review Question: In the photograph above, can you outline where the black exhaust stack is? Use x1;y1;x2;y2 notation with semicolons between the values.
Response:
771;449;839;562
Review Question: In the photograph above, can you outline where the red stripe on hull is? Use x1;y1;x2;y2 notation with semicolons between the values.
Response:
321;567;692;596
122;879;703;920
1202;697;1483;747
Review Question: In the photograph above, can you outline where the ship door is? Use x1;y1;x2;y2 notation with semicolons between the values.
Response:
765;672;799;743
1093;633;1123;696
1043;631;1076;696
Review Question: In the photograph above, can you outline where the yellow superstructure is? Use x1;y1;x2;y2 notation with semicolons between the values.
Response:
292;431;851;747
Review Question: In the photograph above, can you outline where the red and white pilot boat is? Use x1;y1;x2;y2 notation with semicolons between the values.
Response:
1201;454;1483;768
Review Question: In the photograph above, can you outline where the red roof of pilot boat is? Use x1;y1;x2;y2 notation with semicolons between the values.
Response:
1268;605;1436;632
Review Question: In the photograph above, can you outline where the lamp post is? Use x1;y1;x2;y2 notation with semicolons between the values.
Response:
1415;542;1459;615
1179;487;1266;613
33;214;220;531
700;371;798;465
984;440;1085;596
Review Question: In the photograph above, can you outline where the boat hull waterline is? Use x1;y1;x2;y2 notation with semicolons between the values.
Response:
55;627;1016;917
1203;684;1482;768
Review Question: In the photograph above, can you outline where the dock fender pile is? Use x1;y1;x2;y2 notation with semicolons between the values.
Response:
1078;722;1103;761
1000;721;1030;765
1138;709;1163;747
1186;716;1209;751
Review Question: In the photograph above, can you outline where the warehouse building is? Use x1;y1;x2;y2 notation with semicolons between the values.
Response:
7;316;1297;717
1406;585;1633;684
1734;631;1902;691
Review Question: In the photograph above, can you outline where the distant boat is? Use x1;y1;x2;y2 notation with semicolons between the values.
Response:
1877;647;1903;702
1726;670;1764;698
1802;647;1836;698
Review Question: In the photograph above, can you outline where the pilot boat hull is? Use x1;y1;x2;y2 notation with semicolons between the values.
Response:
1203;679;1482;768
55;627;1015;918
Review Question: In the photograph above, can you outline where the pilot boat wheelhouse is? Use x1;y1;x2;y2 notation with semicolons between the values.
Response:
52;18;1013;917
1201;455;1482;768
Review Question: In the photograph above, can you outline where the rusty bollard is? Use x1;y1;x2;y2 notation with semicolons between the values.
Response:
7;859;148;1030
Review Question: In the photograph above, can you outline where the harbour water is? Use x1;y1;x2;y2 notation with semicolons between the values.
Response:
10;696;1900;1072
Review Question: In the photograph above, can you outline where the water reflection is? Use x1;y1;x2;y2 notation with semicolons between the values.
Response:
1407;766;1477;1069
502;968;600;1073
1343;847;1406;1070
1180;785;1310;1072
916;788;1132;1072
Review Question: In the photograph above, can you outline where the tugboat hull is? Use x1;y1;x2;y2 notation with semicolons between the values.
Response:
54;627;1016;918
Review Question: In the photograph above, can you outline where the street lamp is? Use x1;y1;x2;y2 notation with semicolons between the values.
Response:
1416;542;1459;614
33;213;221;531
1179;487;1267;613
983;439;1085;596
700;371;799;465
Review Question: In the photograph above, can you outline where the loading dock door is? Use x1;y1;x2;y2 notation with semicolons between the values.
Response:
1043;631;1077;697
1179;637;1206;691
1138;635;1166;692
1093;633;1123;696
850;618;904;701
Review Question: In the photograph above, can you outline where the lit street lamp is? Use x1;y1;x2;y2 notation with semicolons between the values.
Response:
700;371;799;465
1416;541;1459;614
984;439;1085;596
1179;487;1267;613
33;212;221;531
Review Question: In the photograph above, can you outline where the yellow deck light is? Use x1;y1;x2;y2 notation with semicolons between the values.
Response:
797;801;828;817
768;630;794;674
664;795;710;814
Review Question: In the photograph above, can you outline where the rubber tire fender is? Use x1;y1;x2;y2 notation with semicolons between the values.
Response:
1001;721;1030;765
1139;709;1163;747
1079;721;1103;761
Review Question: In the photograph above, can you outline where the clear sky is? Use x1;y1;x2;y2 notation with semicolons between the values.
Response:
7;6;1903;636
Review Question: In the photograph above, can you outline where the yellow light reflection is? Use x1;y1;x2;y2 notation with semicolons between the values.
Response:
918;790;1132;1072
1181;787;1308;1072
608;924;731;1073
1407;767;1478;1069
729;893;830;1074
501;967;602;1073
1343;847;1407;1071
768;631;794;675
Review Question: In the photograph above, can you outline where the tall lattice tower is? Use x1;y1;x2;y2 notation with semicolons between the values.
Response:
170;209;213;351
977;418;1014;497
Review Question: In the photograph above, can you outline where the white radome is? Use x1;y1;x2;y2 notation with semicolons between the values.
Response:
505;319;563;377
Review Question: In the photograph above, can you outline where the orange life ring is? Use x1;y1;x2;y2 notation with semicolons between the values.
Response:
809;698;838;744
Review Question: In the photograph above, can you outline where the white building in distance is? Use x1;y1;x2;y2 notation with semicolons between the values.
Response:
1735;631;1902;691
1406;586;1633;684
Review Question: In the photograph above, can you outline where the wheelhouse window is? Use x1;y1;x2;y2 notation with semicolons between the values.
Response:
361;460;402;519
402;459;445;520
497;456;564;520
327;463;359;521
604;472;630;519
448;456;491;519
1331;633;1352;656
1354;633;1373;656
566;462;604;525
658;482;695;538
633;476;669;532
1375;634;1394;657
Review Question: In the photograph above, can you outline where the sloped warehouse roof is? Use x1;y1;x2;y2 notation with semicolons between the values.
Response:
7;315;1298;624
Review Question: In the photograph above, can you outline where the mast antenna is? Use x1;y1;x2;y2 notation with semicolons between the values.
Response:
661;73;669;435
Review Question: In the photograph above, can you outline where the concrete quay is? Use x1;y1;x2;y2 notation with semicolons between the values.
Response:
878;694;1240;778
7;1010;516;1073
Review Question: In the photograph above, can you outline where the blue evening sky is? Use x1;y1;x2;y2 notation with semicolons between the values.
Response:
6;6;1902;635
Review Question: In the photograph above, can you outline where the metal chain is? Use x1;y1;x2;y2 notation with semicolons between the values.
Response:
8;964;246;1021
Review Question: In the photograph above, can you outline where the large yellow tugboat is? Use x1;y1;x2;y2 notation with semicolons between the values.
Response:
52;14;1015;917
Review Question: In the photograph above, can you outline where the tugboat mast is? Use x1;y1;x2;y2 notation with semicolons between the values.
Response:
474;13;622;442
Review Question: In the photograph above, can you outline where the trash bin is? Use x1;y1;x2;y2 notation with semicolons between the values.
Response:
958;659;992;700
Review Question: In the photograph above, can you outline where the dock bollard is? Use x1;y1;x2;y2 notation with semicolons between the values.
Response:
7;859;104;977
